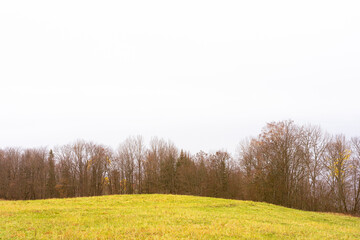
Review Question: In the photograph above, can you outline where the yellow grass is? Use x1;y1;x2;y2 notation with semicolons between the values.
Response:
0;194;359;239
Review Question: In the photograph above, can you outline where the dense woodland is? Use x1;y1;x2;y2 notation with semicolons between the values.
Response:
1;120;360;215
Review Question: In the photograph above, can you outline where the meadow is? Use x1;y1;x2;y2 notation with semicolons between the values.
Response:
1;194;360;239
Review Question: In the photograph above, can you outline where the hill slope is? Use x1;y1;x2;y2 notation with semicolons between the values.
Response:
0;194;359;239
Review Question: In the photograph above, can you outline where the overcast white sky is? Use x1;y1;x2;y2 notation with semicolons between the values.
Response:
1;1;359;154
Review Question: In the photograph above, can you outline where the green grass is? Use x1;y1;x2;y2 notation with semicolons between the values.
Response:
0;194;359;239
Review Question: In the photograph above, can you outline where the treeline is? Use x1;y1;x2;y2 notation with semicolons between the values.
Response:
1;120;360;215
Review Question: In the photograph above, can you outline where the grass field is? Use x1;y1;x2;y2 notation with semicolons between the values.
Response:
0;194;360;239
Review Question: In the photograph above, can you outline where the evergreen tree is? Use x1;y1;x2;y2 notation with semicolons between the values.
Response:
46;150;56;198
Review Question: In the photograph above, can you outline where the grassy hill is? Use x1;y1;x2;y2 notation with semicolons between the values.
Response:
0;194;359;239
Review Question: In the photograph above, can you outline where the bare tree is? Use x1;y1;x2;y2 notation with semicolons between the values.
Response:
350;137;360;213
323;135;351;212
55;144;76;198
117;138;136;194
72;140;88;196
302;125;329;210
133;136;145;193
87;143;111;196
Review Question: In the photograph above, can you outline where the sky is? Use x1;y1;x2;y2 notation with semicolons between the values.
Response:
1;0;360;154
